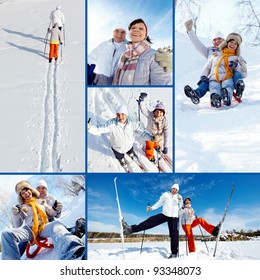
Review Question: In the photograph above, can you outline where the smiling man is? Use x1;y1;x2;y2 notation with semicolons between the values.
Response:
88;22;127;77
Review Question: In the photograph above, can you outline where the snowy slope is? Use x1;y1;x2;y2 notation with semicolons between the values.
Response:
175;32;260;172
87;87;173;173
88;239;260;260
0;0;85;172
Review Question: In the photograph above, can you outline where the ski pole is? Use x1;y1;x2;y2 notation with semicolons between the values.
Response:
198;224;209;253
43;31;49;58
63;24;66;46
184;218;188;256
60;44;63;62
140;203;150;254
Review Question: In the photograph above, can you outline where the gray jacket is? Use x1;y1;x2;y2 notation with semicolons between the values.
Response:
95;48;172;85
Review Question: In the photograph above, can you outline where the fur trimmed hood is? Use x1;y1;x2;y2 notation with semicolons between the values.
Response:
219;32;242;56
15;180;40;204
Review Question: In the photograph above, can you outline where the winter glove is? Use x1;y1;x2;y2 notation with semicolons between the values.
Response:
146;206;152;212
47;28;51;32
88;64;96;85
155;47;172;73
139;92;148;102
184;19;193;32
88;118;91;130
53;200;63;212
239;59;247;72
229;61;238;69
197;75;208;85
162;147;168;154
11;205;20;215
60;42;63;45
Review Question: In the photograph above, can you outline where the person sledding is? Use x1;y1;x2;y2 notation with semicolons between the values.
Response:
48;23;63;63
138;93;170;162
180;197;220;253
1;181;85;260
183;19;247;105
88;104;158;169
188;33;247;108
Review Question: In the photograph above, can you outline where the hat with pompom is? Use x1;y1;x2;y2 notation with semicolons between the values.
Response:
15;180;40;204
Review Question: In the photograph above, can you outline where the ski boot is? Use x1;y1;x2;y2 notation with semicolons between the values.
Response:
49;58;52;63
210;93;221;108
122;219;133;236
235;80;245;99
184;85;200;105
118;157;127;169
221;88;231;106
168;253;178;259
128;150;138;162
148;157;156;163
211;223;220;237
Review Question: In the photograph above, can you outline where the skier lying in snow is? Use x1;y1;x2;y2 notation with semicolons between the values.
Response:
88;104;160;169
185;33;247;108
138;92;170;162
183;19;247;106
1;181;85;260
180;197;219;253
122;183;182;259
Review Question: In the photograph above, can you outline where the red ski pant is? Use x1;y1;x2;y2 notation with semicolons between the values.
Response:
49;44;59;59
145;140;162;159
182;218;215;253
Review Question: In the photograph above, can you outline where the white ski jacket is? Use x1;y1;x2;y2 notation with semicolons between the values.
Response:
187;30;221;59
88;38;127;77
50;9;65;28
89;117;153;154
151;192;183;218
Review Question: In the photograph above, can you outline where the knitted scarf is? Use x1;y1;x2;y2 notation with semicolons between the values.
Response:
24;197;48;244
151;115;165;136
113;40;151;85
215;48;235;83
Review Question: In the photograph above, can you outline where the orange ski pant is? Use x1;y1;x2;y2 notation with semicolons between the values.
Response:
145;140;162;159
49;44;59;59
182;218;215;253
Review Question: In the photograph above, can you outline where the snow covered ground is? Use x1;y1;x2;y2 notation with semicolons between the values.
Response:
88;239;260;260
175;31;260;172
0;0;85;172
87;87;173;173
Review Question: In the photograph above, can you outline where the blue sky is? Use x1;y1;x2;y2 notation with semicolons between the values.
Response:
87;0;173;51
87;173;260;235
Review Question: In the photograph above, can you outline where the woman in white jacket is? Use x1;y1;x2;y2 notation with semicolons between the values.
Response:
180;197;219;253
88;105;155;169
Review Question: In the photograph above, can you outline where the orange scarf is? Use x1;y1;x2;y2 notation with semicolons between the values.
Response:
25;197;48;244
215;48;235;83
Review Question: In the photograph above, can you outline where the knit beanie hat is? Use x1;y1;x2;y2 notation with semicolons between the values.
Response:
15;180;40;204
116;105;128;115
171;183;179;191
112;21;126;32
211;31;225;41
153;102;166;115
184;197;191;203
37;178;48;190
219;32;242;56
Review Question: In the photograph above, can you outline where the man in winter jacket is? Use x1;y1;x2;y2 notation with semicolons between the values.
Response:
184;19;246;104
50;5;65;30
88;104;157;170
1;181;85;260
123;183;183;258
88;22;128;77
